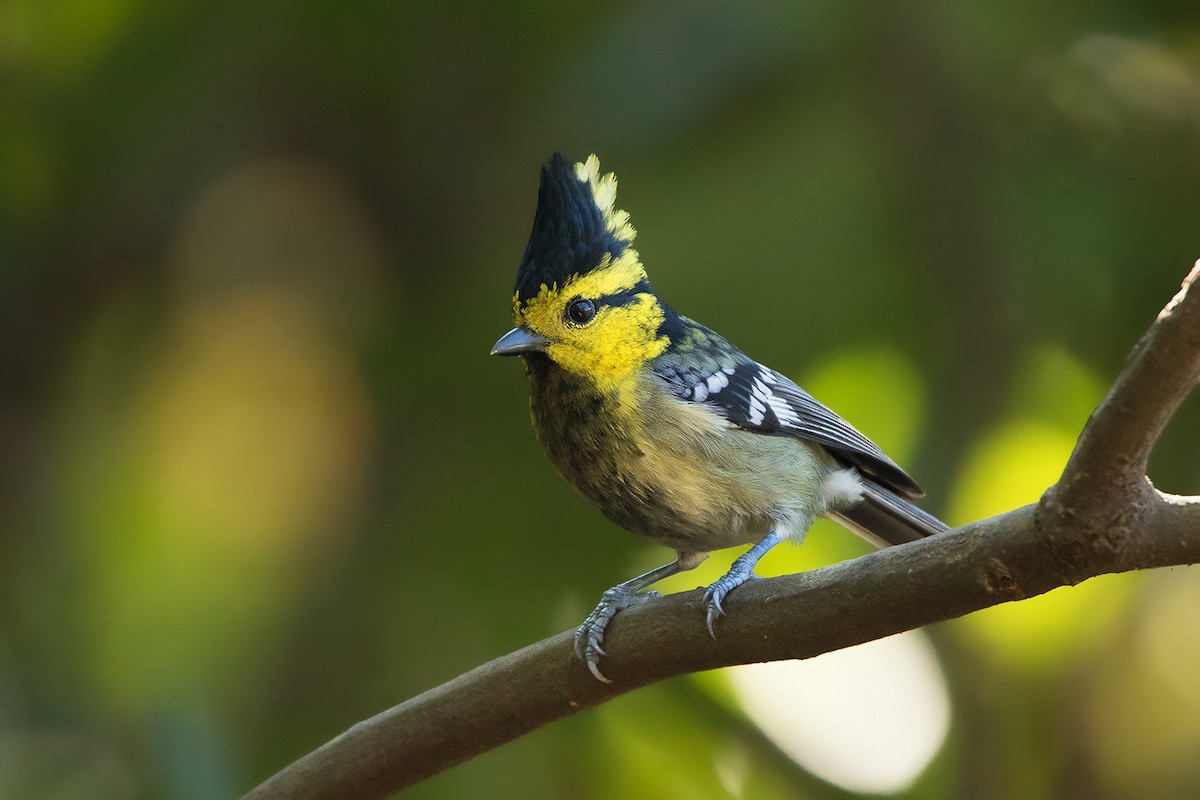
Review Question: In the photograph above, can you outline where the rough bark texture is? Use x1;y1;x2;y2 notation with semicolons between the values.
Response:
245;262;1200;800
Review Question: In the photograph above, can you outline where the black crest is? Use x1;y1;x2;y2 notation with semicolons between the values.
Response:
513;154;630;302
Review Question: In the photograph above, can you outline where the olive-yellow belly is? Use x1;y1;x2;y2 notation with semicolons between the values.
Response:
528;359;829;554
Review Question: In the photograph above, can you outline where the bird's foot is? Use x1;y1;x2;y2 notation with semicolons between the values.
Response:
703;565;762;637
574;586;661;683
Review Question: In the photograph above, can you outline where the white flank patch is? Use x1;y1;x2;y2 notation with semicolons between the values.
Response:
822;468;864;509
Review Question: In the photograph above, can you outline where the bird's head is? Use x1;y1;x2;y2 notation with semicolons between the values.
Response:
491;154;670;392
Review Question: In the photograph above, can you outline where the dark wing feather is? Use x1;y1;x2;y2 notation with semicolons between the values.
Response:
653;317;924;499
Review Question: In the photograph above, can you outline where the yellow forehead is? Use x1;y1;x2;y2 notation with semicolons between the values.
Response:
514;249;646;325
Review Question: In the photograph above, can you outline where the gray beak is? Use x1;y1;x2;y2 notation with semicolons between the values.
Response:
490;326;550;356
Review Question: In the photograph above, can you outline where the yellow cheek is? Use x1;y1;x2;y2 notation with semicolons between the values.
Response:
544;300;668;393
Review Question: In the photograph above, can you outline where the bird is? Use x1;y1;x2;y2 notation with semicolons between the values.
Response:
491;153;947;682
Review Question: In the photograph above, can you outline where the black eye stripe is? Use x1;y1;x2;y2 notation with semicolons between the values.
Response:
563;280;654;323
594;279;653;309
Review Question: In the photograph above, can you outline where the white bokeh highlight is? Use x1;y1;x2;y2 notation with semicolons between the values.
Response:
728;630;950;794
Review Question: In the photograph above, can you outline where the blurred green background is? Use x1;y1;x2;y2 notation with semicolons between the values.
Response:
3;1;1200;798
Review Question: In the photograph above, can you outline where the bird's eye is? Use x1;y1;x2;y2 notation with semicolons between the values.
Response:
566;298;597;325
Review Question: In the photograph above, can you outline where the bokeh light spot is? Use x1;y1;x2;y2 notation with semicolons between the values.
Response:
143;292;370;550
1086;571;1200;793
726;631;949;794
948;418;1074;524
799;346;925;465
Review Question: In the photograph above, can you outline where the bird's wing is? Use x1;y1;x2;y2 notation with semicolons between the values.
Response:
653;319;924;499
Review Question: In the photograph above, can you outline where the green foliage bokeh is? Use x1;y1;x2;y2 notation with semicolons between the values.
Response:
2;1;1200;798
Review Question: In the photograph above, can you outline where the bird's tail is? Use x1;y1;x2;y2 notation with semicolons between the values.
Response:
832;480;948;547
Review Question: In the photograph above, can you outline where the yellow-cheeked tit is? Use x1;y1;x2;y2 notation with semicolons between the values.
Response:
492;154;947;682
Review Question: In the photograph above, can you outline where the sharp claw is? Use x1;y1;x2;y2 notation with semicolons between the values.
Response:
574;586;662;682
699;533;778;637
705;587;725;638
586;656;612;684
703;573;746;638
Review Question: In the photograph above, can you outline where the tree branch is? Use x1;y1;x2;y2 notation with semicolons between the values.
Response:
244;261;1200;800
1055;262;1200;509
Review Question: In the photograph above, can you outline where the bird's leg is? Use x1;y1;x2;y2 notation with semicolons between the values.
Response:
703;530;786;637
575;551;708;683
